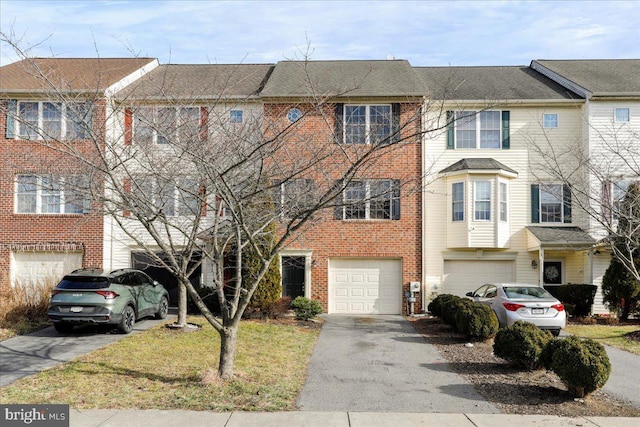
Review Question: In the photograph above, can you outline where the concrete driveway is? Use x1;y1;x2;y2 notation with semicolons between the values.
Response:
297;315;499;413
0;314;175;387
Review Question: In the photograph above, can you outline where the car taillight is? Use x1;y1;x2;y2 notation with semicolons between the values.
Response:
503;302;526;311
96;291;119;299
551;303;565;312
51;290;62;297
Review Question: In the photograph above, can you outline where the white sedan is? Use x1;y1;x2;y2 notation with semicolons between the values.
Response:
466;283;566;336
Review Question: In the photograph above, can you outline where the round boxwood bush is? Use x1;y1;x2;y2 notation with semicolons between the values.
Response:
455;303;499;340
493;321;553;370
442;296;471;329
428;294;459;318
548;335;611;397
290;297;323;321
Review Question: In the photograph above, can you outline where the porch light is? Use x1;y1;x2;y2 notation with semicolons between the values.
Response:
531;260;538;269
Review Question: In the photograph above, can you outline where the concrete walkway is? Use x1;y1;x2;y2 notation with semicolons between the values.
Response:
0;315;176;387
69;409;636;427
296;315;499;413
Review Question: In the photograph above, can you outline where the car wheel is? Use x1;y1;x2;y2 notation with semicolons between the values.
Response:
118;305;136;334
53;322;74;333
155;296;169;319
551;329;561;337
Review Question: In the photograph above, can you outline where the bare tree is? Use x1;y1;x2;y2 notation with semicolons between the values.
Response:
527;115;640;285
1;38;451;379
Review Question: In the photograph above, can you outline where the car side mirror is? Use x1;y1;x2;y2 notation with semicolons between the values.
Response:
465;292;474;297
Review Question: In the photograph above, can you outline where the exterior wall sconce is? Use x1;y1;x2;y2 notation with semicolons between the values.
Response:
531;260;538;269
311;259;318;267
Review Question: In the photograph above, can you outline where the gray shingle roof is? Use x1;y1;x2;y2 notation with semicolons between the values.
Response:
117;63;274;100
439;158;518;175
0;58;156;93
532;59;640;97
260;60;426;98
414;66;581;101
527;226;595;245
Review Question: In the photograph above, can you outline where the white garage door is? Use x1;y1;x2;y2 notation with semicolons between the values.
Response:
11;252;83;287
329;258;402;314
443;260;514;297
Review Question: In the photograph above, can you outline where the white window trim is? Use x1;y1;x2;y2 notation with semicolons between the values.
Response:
543;113;559;129
134;106;200;145
341;179;397;220
614;107;630;123
14;175;89;215
499;181;508;222
15;101;90;140
136;177;202;217
343;104;392;145
473;180;492;222
451;181;465;222
539;183;564;224
454;110;502;149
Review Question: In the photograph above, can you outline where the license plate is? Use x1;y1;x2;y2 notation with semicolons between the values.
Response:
70;306;83;313
532;308;544;315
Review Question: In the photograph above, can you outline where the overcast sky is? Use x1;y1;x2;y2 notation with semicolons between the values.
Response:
0;0;638;67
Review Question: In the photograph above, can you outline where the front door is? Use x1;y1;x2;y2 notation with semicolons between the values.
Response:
543;261;563;284
282;256;306;299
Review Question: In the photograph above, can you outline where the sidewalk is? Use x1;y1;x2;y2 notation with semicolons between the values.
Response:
70;409;636;427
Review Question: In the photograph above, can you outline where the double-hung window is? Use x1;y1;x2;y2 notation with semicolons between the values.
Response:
337;179;400;220
15;175;90;214
344;105;392;144
499;182;508;222
11;101;91;140
611;179;637;220
135;177;202;217
230;109;243;124
474;181;492;221
540;184;563;223
452;182;464;221
447;110;509;149
135;106;200;145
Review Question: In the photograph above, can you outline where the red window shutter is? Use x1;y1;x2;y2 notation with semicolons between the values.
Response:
123;178;132;217
124;108;133;146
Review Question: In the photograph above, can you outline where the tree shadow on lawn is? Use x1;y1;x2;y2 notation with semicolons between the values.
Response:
68;360;201;385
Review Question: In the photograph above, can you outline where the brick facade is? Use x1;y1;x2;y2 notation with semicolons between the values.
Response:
0;100;105;284
264;102;423;314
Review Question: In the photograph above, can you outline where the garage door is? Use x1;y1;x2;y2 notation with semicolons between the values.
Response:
11;252;83;287
443;260;514;297
329;258;402;314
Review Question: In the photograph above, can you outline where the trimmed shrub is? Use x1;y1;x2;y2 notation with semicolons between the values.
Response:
493;321;553;370
455;303;499;340
548;335;611;397
543;284;597;318
428;294;459;318
291;297;322;320
442;296;470;329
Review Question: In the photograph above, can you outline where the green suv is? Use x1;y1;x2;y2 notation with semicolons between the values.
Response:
48;268;170;334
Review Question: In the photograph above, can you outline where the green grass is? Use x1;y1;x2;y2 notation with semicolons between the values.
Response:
565;324;640;355
0;317;320;411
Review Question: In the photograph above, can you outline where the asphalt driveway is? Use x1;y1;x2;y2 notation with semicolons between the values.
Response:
0;314;175;387
297;315;499;413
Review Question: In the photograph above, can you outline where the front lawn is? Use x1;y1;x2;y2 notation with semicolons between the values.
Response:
0;317;320;411
565;323;640;355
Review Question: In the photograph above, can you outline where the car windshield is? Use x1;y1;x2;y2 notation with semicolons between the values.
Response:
57;277;110;290
503;286;553;300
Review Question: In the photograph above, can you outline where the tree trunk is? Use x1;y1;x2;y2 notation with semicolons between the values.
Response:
177;282;187;326
218;326;238;380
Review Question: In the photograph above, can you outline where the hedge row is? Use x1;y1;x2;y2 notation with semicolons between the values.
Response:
428;294;498;340
543;284;597;317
